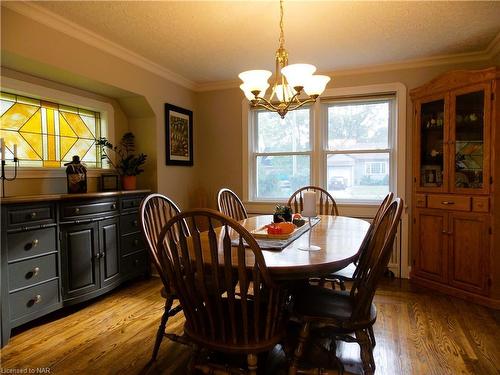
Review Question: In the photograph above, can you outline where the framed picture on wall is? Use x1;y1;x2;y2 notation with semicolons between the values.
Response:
165;103;193;166
100;174;119;191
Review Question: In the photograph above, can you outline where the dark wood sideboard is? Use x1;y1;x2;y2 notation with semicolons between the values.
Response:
0;190;151;347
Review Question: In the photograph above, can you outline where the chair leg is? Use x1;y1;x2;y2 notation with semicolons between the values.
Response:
288;322;310;375
339;280;346;291
188;344;200;375
368;326;376;348
151;296;174;361
247;354;258;375
355;329;375;375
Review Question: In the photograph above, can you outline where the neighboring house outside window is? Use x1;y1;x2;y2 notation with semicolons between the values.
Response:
0;92;102;168
324;97;393;202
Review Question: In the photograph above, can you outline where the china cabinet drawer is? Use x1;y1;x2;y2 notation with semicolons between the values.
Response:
472;197;489;213
120;213;140;234
121;233;145;256
121;196;143;211
8;254;57;292
415;194;427;208
427;195;470;211
7;227;57;262
7;204;54;226
9;279;59;321
61;200;118;220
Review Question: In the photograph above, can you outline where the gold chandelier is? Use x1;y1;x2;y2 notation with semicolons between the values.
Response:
238;0;330;119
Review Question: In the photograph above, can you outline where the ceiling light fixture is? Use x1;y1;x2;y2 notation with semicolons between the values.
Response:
238;0;330;119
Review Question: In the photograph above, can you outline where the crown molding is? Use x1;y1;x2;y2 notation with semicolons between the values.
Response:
195;35;500;92
3;1;196;91
4;2;499;94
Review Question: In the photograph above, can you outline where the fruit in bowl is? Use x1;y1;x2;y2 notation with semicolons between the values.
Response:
266;222;296;236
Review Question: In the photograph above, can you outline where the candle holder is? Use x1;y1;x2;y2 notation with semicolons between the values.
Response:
298;216;321;251
1;158;20;198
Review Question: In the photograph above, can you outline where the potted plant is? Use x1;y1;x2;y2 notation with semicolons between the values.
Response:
96;132;147;190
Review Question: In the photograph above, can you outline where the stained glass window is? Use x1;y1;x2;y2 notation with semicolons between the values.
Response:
0;92;102;168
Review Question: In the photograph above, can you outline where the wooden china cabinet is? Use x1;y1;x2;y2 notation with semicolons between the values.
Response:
410;67;500;308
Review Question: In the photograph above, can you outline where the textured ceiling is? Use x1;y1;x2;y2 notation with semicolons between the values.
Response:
34;1;500;84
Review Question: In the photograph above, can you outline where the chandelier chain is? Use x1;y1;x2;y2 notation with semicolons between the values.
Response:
279;0;285;49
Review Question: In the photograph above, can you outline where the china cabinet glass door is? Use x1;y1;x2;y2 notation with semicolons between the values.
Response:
417;96;447;191
450;84;491;194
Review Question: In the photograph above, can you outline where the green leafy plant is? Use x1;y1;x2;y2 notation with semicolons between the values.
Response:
96;132;147;176
275;204;292;215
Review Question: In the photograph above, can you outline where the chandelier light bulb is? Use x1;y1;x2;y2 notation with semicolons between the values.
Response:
303;75;331;97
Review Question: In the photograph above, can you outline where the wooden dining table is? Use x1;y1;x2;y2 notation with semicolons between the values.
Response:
202;214;370;281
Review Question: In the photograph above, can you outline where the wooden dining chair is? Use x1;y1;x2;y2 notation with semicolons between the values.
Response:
287;186;339;216
157;208;288;374
139;193;189;361
217;188;248;221
289;198;403;375
322;192;394;291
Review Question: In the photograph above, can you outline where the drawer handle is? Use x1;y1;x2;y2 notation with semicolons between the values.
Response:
32;239;39;247
30;212;37;218
111;204;117;210
26;267;40;279
74;208;80;214
133;239;139;246
28;294;42;307
95;252;105;259
134;259;140;265
133;220;138;227
441;201;455;205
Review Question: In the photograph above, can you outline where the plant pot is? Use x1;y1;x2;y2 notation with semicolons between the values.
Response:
121;175;137;190
273;213;292;223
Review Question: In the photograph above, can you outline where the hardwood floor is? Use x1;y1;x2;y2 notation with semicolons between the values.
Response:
1;277;499;375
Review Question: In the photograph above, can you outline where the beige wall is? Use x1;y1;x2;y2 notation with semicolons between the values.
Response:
1;7;198;209
195;60;499;211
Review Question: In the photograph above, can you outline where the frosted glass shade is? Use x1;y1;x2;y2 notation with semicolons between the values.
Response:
238;70;271;85
281;64;316;89
273;84;296;102
240;83;269;100
304;75;331;96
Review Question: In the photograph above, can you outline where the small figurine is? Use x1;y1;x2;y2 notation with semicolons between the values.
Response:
65;155;87;194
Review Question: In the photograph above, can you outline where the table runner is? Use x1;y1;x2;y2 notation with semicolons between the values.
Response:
232;217;321;251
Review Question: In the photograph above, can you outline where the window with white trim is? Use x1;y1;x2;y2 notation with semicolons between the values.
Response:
251;108;312;199
246;90;399;205
325;97;394;201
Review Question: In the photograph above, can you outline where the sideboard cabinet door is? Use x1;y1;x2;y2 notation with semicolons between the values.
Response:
61;222;100;300
99;217;120;288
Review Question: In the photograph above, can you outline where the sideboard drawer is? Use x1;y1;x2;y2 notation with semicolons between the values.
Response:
121;251;148;276
415;194;427;208
61;200;118;220
9;279;59;321
121;233;145;256
7;227;57;262
427;195;470;211
8;254;57;292
7;204;54;226
121;196;144;211
120;213;140;234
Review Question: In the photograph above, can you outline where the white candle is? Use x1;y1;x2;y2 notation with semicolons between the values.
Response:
13;144;17;159
0;138;4;161
302;191;317;217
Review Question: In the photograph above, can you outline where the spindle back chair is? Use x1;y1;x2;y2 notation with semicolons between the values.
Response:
158;209;287;374
139;193;188;360
287;186;339;216
217;188;248;221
